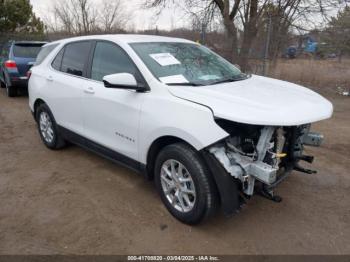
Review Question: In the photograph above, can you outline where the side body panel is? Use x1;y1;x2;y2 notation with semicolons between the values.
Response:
82;80;144;161
137;80;229;165
29;64;86;135
45;69;87;135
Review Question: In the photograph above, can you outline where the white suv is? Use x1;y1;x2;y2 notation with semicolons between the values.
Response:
29;35;333;224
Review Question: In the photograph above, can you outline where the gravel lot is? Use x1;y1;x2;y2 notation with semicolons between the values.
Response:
0;87;349;255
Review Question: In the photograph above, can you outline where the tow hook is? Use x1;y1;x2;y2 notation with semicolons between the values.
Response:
259;185;283;203
294;154;317;174
294;164;317;174
297;155;314;163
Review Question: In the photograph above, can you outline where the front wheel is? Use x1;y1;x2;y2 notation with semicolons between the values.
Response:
154;143;218;224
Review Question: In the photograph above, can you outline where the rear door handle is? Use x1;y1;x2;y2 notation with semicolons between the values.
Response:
84;87;95;94
46;75;53;82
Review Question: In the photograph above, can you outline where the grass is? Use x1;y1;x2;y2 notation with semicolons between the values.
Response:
267;58;350;91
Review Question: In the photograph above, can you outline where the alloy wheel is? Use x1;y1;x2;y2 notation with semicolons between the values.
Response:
160;159;196;213
39;111;54;144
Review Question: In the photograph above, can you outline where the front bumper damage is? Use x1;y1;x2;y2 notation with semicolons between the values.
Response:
203;124;324;215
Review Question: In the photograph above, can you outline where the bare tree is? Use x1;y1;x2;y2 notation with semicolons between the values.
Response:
68;0;98;34
50;0;129;35
100;0;127;32
145;0;345;71
53;0;75;34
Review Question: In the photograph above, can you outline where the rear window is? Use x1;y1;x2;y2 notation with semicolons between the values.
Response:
13;43;45;58
35;44;58;65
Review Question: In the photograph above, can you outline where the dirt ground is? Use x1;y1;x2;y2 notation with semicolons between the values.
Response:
0;87;349;255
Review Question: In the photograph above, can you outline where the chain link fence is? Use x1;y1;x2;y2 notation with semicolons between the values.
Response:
1;30;348;90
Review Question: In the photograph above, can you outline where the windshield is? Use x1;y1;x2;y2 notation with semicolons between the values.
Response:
130;42;246;86
13;43;44;58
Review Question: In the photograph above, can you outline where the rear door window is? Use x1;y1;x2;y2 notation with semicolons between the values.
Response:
35;44;59;65
61;41;92;77
13;43;44;58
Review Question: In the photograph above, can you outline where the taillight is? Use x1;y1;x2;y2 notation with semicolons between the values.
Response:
4;60;17;69
27;70;32;79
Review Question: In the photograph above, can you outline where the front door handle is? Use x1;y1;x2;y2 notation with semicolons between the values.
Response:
84;87;95;94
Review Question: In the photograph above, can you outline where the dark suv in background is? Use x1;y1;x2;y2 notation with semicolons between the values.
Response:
0;41;47;97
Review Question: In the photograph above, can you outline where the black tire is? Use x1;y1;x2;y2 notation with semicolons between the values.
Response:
5;81;17;97
35;103;66;149
0;74;6;88
154;143;219;225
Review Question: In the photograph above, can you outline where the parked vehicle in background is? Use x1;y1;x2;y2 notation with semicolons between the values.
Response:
283;46;297;59
28;35;333;224
0;41;47;97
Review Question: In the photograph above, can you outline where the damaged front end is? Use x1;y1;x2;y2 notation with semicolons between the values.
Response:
203;119;324;214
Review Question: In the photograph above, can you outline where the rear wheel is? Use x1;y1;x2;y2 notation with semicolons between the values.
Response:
36;103;66;149
0;74;5;88
5;81;17;97
154;143;218;224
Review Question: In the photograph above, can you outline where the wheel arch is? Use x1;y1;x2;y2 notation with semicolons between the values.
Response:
33;98;46;120
144;134;243;215
2;71;10;86
145;135;198;180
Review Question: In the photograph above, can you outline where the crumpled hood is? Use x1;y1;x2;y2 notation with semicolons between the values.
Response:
167;75;333;126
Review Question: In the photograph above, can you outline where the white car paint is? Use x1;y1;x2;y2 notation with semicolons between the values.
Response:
167;74;333;126
29;34;332;167
103;73;138;87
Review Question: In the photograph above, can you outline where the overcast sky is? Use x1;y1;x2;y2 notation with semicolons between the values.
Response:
30;0;185;30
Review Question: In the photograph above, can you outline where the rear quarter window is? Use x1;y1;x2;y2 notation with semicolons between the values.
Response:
60;41;92;77
52;48;64;71
35;44;59;65
13;43;44;58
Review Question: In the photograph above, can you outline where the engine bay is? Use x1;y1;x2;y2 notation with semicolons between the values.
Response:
209;120;323;197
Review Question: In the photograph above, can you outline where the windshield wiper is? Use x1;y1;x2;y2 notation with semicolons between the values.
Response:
210;74;250;85
209;78;237;85
166;82;203;86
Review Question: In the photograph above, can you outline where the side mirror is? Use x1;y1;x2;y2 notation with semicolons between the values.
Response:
103;73;146;91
